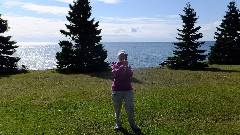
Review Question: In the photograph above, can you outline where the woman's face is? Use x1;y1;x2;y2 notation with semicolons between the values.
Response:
118;53;126;61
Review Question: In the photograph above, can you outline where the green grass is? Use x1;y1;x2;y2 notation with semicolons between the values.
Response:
1;65;240;134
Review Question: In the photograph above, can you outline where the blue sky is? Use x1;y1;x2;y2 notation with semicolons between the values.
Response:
0;0;238;42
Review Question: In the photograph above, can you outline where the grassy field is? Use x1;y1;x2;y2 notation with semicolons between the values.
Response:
0;65;240;134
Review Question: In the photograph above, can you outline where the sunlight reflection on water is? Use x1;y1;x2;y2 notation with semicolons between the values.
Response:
14;42;60;70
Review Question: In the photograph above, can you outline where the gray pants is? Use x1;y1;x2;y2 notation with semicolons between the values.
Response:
112;90;136;126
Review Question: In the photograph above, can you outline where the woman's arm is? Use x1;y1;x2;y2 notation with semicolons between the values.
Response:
112;63;124;77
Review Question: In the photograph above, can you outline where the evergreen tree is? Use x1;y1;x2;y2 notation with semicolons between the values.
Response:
56;0;109;73
167;3;207;70
208;1;240;64
0;14;20;73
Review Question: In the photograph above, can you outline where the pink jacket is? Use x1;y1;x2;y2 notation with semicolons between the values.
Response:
111;62;133;91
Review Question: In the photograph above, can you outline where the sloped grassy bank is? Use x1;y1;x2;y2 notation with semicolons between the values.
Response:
0;65;240;134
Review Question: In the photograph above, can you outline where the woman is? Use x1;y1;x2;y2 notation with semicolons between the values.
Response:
111;50;140;131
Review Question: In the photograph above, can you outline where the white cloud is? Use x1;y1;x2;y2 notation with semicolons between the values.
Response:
100;16;180;24
55;0;73;3
131;28;137;33
166;14;180;19
1;13;217;42
54;0;121;4
200;21;221;41
96;0;121;4
99;22;180;42
3;15;180;42
5;1;68;15
98;17;217;42
2;15;67;42
98;16;180;41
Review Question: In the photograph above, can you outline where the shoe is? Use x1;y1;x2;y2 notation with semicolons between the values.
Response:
114;124;122;130
131;124;140;130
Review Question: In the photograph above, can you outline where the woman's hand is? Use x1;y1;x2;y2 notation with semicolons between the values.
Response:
111;62;116;66
122;60;128;67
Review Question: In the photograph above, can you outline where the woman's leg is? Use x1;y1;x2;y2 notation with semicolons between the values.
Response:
124;90;136;126
124;90;140;130
112;91;124;126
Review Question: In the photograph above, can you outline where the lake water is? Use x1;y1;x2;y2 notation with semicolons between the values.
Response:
14;41;214;70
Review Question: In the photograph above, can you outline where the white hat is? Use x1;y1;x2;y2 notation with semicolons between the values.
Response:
117;50;127;56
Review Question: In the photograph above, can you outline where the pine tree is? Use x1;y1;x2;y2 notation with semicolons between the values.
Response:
167;3;207;70
56;0;109;73
0;14;20;73
208;1;240;64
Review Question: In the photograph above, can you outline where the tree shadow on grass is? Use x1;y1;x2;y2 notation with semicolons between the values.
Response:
86;71;143;84
115;128;145;135
86;71;112;80
196;67;240;73
0;74;9;79
0;70;28;79
0;69;28;79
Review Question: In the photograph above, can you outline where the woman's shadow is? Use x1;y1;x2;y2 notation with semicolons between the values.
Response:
115;128;145;135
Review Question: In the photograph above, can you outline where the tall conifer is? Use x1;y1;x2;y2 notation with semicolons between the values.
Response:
167;3;207;69
0;14;20;73
209;1;240;64
56;0;109;72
